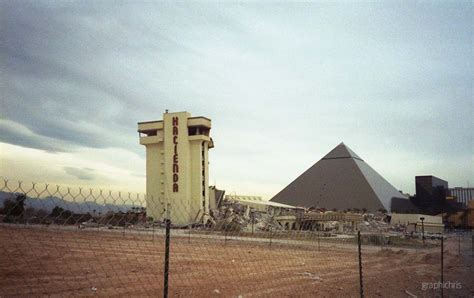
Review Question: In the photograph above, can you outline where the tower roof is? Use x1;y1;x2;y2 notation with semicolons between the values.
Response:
270;143;407;212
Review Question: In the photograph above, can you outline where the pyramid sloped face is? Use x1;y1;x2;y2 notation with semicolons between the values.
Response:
354;159;408;211
322;142;362;160
271;143;407;212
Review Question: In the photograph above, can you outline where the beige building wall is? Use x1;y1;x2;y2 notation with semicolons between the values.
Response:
138;111;213;225
391;213;444;233
145;143;164;219
390;213;443;225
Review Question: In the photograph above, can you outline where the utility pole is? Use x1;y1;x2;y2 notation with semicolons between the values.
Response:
420;217;425;245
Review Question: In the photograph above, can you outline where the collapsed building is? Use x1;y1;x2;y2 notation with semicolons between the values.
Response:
208;191;303;232
208;190;365;233
298;212;363;232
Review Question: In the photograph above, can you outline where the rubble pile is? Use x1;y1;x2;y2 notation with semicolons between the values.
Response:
207;199;409;236
210;200;283;232
358;213;390;232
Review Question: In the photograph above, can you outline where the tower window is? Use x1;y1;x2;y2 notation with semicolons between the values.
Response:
188;127;197;136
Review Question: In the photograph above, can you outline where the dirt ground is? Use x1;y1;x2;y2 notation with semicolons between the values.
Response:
0;225;472;297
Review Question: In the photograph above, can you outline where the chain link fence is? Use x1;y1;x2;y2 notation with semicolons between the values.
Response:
1;179;473;297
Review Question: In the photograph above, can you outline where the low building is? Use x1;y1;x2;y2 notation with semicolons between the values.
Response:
448;187;474;207
390;213;444;233
444;200;474;229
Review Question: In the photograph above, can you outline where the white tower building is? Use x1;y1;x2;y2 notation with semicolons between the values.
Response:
138;111;214;225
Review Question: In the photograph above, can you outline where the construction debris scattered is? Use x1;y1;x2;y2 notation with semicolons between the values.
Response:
203;195;444;246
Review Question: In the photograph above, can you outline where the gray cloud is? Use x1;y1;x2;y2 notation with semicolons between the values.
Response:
0;125;59;152
0;2;178;151
64;167;95;181
0;120;69;152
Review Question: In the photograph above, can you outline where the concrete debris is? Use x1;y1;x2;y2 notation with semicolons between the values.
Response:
210;200;284;232
208;198;403;236
203;214;215;226
357;213;390;232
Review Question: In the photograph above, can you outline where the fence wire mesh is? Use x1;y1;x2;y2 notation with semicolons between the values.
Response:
0;179;473;297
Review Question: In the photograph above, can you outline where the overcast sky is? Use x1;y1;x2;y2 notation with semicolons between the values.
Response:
1;1;472;197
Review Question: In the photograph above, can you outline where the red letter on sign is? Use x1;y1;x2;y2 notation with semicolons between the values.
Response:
172;117;178;126
173;173;179;182
173;136;178;144
173;184;179;192
173;126;178;136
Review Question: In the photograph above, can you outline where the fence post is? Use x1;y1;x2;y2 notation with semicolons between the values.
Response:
380;232;384;251
164;218;171;298
251;212;254;235
318;231;320;252
358;231;364;298
163;205;171;298
269;225;273;248
458;235;461;256
441;236;444;298
188;224;191;244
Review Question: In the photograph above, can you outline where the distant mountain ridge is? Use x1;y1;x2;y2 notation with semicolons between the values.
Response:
0;191;141;214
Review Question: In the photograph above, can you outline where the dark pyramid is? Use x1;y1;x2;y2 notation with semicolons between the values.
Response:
270;143;407;212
